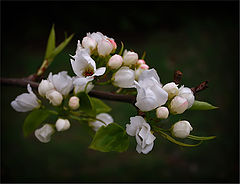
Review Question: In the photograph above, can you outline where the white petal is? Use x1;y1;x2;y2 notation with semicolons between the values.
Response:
139;68;161;85
141;142;154;154
94;67;106;76
136;144;142;153
146;132;156;145
96;113;113;125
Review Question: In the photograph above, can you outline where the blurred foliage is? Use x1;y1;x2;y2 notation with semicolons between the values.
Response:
1;1;238;182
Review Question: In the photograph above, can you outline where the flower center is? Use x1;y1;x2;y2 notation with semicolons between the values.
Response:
83;67;94;77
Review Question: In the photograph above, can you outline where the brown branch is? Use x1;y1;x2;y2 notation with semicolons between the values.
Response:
1;77;136;104
191;81;208;95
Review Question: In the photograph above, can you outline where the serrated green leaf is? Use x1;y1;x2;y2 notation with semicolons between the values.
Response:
23;109;52;137
91;97;111;114
77;92;95;116
189;100;218;110
44;24;56;59
187;135;216;141
47;33;74;62
89;123;129;152
159;131;202;147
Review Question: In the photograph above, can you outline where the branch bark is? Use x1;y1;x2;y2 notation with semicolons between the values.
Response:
1;77;136;104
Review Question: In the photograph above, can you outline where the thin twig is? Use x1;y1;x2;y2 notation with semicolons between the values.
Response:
1;77;136;104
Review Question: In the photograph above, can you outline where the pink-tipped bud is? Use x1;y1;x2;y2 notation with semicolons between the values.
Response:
140;64;149;70
108;54;123;69
156;106;169;119
137;59;146;65
108;38;117;50
68;96;80;110
169;96;188;114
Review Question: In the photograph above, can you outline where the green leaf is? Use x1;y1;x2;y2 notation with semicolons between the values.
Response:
91;97;111;114
159;131;202;147
77;92;95;116
47;33;74;62
44;24;56;59
187;135;216;141
23;109;52;137
189;100;218;110
89;123;130;152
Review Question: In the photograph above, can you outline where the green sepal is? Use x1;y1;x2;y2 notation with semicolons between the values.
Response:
91;97;111;114
158;130;202;147
187;135;216;141
89;123;130;152
44;24;56;60
23;109;55;137
189;100;218;111
118;41;124;56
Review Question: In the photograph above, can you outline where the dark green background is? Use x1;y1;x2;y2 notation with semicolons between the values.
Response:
1;1;239;182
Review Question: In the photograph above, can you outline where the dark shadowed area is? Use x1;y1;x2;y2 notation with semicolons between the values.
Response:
1;1;239;182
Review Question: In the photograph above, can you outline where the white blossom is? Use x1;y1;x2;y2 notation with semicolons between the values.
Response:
112;66;135;88
169;96;188;114
178;86;195;108
89;113;113;132
38;79;54;97
11;84;41;112
72;76;94;94
108;54;123;69
46;90;63;106
35;124;55;143
134;69;168;111
156;106;169;119
48;71;73;96
172;120;193;138
71;43;106;79
68;96;80;110
55;118;71;132
163;82;179;99
123;49;138;66
126;116;156;154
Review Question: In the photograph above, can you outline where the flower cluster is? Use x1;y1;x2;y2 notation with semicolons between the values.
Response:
10;31;216;154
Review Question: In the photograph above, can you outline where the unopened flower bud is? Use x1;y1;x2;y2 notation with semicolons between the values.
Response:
35;124;55;143
108;38;117;51
137;59;146;65
68;96;80;110
46;90;63;106
156;106;169;119
38;80;54;97
97;39;113;56
178;87;195;108
123;50;138;66
163;82;179;99
172;120;193;138
82;36;97;52
55;118;70;132
112;66;135;88
139;64;149;70
169;96;188;114
108;54;123;69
